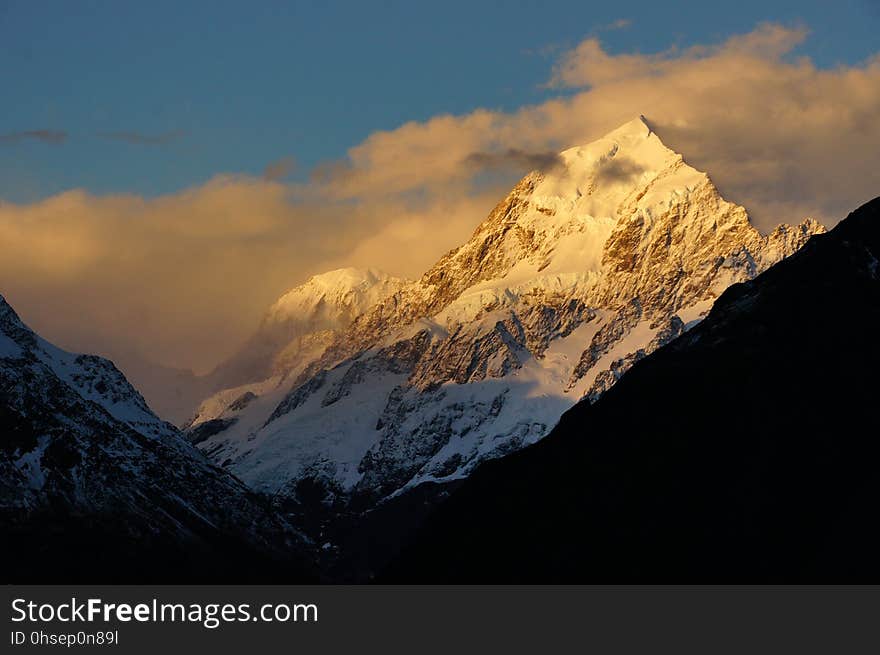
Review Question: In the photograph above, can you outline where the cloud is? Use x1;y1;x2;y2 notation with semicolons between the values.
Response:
547;23;809;89
0;178;350;373
0;176;498;374
592;157;646;185
523;18;630;58
263;156;297;181
598;18;631;32
97;130;186;145
463;149;563;174
0;130;67;145
316;23;879;231
2;23;879;380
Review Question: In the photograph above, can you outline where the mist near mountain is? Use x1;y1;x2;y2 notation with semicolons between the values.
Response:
105;268;407;426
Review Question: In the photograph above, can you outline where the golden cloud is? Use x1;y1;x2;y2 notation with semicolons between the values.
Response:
313;22;879;230
0;177;500;374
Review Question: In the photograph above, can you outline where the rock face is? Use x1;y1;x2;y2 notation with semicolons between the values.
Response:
0;294;315;582
386;197;880;582
191;117;824;512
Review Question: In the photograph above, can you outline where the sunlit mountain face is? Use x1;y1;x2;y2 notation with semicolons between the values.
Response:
167;118;823;577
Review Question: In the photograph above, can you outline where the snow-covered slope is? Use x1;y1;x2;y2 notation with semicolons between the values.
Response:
184;268;406;439
194;117;824;509
205;268;407;394
0;294;313;581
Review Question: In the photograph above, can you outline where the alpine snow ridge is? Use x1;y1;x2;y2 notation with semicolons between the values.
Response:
184;268;407;443
0;294;315;582
190;117;825;511
204;267;407;394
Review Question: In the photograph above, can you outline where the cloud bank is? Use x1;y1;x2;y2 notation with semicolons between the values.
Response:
0;130;67;145
263;156;297;181
0;177;496;372
2;23;878;376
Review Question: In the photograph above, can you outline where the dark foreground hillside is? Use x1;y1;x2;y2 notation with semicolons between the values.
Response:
0;295;316;583
387;197;880;583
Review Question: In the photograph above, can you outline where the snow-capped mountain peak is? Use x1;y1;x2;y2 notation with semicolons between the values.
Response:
189;118;826;515
265;267;407;331
184;267;406;433
309;115;762;357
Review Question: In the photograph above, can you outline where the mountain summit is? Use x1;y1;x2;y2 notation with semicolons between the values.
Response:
190;118;824;520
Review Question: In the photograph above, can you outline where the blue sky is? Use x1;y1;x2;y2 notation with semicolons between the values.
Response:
1;0;878;202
